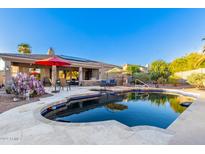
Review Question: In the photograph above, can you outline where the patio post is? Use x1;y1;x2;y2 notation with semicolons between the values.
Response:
4;60;12;86
52;65;57;86
69;67;72;80
99;68;103;80
79;67;83;85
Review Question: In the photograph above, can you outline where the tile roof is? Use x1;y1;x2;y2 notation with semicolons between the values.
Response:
0;53;50;60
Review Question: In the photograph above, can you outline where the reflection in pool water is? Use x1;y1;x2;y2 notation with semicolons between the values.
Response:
44;92;194;129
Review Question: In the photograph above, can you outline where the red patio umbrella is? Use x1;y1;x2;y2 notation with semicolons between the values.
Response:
34;56;71;93
34;56;71;66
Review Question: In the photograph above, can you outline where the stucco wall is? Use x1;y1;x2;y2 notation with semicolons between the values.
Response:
0;71;5;84
99;66;116;80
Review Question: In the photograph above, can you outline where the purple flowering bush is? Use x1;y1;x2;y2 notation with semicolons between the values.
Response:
9;72;45;97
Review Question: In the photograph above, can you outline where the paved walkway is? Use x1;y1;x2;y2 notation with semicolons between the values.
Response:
167;89;205;144
0;86;204;144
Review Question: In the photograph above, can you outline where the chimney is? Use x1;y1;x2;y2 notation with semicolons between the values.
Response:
47;47;55;55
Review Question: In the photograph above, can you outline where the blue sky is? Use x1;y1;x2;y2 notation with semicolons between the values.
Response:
0;8;205;66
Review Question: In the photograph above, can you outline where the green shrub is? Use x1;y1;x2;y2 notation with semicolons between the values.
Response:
133;73;151;83
157;77;167;84
5;86;12;94
187;73;205;88
168;75;181;86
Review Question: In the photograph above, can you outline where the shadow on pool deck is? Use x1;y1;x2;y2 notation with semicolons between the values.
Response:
0;90;52;113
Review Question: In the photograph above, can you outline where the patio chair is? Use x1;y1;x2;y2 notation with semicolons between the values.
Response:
70;79;79;86
110;79;117;86
60;78;71;91
106;79;111;86
100;80;107;87
43;77;52;86
46;78;60;93
56;79;61;90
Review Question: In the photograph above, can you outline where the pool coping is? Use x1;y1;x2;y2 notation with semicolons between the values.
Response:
34;87;200;135
38;88;199;128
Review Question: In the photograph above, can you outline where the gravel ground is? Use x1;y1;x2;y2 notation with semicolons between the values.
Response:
0;89;52;113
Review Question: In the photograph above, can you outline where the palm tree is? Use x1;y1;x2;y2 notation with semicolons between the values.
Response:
194;38;205;67
201;38;205;53
18;43;31;54
195;56;205;68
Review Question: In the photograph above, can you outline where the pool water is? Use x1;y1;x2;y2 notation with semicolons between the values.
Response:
44;92;194;129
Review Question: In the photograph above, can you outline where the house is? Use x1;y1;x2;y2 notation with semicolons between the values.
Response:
0;51;118;86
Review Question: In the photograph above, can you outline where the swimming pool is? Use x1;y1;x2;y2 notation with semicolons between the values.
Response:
43;92;194;129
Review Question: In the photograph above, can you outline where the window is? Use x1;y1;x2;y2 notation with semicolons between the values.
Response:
11;66;19;77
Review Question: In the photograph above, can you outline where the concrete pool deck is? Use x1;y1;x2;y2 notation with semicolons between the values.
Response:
167;89;205;144
0;86;203;145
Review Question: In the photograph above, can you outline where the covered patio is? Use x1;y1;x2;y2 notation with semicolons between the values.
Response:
6;62;101;86
0;53;117;86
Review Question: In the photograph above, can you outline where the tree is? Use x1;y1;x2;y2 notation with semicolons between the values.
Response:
184;53;202;70
201;38;205;53
170;52;204;73
123;64;140;76
192;37;205;68
195;55;205;68
18;43;31;54
150;72;160;82
169;57;188;74
149;60;171;83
